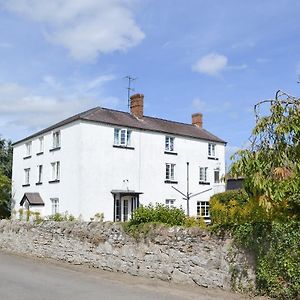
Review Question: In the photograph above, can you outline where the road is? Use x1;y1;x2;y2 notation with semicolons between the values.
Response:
0;252;261;300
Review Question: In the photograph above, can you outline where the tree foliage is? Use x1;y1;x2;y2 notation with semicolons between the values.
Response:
230;90;300;219
217;91;300;299
0;137;12;218
0;137;13;179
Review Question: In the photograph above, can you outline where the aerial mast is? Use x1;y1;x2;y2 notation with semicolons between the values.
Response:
124;75;137;110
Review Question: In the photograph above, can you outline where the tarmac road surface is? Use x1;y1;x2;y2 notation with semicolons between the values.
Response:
0;251;264;300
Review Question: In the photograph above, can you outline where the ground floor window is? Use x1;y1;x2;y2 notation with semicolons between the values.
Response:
51;198;59;215
197;201;210;218
165;199;175;208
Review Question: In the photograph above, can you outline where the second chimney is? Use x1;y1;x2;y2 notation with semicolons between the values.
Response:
130;93;144;119
192;113;203;128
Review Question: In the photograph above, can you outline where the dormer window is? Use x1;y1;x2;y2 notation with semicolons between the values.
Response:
165;136;174;152
114;128;131;147
53;131;60;149
208;143;216;157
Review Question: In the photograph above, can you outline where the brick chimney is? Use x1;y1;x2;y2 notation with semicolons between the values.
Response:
192;113;203;128
130;93;144;119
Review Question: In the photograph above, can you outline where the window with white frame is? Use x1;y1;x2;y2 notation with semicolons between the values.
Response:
51;161;60;181
24;168;30;185
214;168;220;183
165;163;175;181
25;142;32;157
114;128;132;146
38;137;44;153
197;201;210;217
53;131;60;149
165;136;174;152
165;199;175;208
51;198;59;215
37;165;43;183
208;143;216;157
199;167;208;182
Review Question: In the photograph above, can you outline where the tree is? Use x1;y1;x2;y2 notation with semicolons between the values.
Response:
0;137;12;218
0;137;13;179
0;171;11;218
230;90;300;219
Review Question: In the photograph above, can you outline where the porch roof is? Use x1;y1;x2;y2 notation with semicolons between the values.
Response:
20;193;45;206
111;190;143;196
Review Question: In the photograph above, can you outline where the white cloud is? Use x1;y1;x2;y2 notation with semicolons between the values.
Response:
192;53;228;76
192;53;248;76
3;0;145;62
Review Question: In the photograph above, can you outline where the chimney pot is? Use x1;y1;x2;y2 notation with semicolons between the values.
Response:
192;113;203;128
130;93;144;119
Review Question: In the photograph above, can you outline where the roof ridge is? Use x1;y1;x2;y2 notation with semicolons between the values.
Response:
91;106;198;128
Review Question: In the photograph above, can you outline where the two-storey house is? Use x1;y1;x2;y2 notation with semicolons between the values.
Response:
12;93;226;221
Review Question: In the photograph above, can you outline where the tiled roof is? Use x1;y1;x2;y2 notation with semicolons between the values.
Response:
13;107;226;145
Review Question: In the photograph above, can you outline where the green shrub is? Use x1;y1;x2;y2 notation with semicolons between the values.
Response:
210;189;267;226
234;221;300;299
128;203;186;227
48;213;65;222
18;208;24;221
93;212;104;222
33;211;43;223
184;216;206;229
25;209;31;222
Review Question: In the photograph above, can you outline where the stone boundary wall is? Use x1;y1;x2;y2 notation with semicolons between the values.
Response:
0;220;255;291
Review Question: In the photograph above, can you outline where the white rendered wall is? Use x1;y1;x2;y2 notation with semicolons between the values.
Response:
12;121;83;217
79;121;226;220
12;120;225;221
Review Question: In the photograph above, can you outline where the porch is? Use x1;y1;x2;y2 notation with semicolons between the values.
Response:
111;190;143;222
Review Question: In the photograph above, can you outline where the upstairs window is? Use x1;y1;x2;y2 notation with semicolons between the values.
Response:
25;142;32;157
165;136;174;152
38;137;44;153
37;165;43;184
199;167;208;182
24;168;30;185
208;143;216;157
51;161;60;181
214;168;220;184
53;131;60;149
114;128;132;147
165;163;175;181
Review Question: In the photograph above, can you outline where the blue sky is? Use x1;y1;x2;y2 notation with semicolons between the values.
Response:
0;0;300;164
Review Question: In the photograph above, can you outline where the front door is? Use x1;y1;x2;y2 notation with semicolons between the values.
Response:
113;194;140;222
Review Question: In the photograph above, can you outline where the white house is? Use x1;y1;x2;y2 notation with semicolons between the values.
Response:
12;93;226;222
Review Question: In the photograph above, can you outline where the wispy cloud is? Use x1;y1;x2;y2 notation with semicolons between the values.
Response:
256;58;269;64
0;75;119;131
192;98;232;113
3;0;145;62
0;42;13;48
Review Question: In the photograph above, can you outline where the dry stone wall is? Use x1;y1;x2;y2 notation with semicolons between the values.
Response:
0;220;255;291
